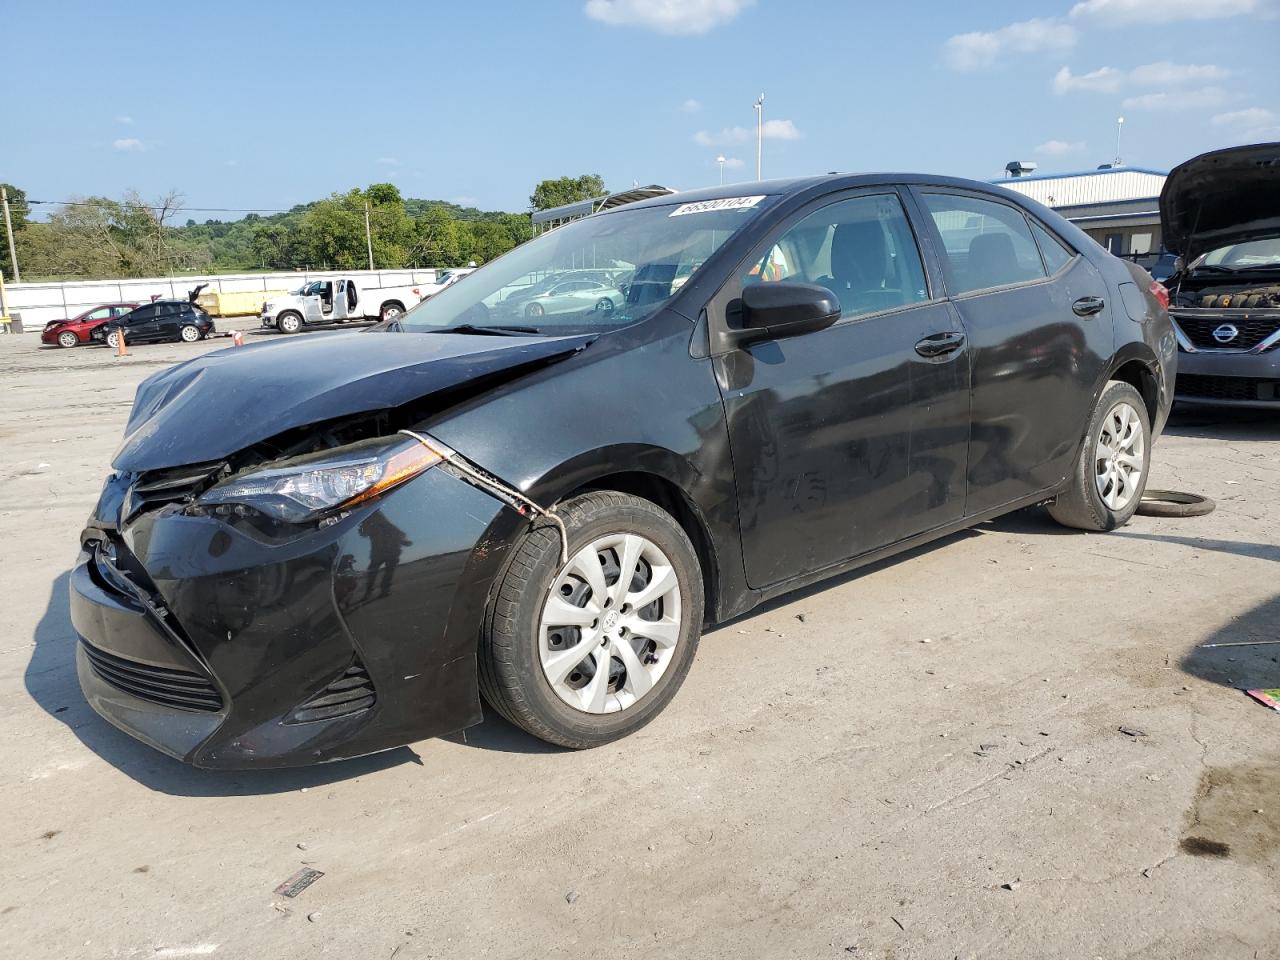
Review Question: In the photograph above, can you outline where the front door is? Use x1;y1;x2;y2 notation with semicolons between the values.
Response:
912;189;1113;515
713;190;971;588
124;304;160;341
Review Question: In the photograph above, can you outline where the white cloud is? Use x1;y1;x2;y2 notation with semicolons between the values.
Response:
1071;0;1260;25
1128;61;1231;86
943;17;1076;71
115;114;134;125
1122;86;1229;111
584;0;752;34
694;118;801;146
1033;139;1088;156
681;98;702;113
112;138;146;152
1212;107;1280;140
1053;66;1123;94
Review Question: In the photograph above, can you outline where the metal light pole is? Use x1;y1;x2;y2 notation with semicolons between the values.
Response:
1114;116;1125;167
364;201;375;271
717;155;726;185
754;94;765;181
1;188;19;283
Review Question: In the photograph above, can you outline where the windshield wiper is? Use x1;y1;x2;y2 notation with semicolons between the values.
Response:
422;323;541;337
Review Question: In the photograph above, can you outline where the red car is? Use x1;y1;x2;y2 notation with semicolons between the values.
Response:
41;303;139;348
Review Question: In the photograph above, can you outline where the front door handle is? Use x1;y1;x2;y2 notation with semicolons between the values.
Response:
1072;296;1106;317
915;331;966;358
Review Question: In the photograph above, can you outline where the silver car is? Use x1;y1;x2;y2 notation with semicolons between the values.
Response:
518;278;624;319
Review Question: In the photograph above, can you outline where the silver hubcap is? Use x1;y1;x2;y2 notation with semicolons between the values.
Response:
384;307;401;319
281;316;298;331
1094;401;1145;511
181;327;198;341
107;332;118;347
539;533;682;715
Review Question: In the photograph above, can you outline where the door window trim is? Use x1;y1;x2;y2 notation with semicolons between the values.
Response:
908;186;1072;300
705;186;944;354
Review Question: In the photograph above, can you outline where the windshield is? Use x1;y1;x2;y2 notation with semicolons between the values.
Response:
397;197;775;334
1199;238;1280;270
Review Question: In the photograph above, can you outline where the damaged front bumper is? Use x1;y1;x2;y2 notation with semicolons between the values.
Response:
71;464;524;769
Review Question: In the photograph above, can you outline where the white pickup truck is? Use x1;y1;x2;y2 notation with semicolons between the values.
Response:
260;277;426;333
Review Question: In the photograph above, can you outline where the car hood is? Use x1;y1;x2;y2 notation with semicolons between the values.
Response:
1160;142;1280;260
112;331;593;472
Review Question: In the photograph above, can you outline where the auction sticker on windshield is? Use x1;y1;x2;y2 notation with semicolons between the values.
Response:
669;195;766;217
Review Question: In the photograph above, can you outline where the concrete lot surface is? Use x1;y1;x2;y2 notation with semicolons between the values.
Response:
1;331;1277;959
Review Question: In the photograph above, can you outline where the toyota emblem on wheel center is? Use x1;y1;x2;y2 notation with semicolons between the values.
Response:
1212;323;1240;344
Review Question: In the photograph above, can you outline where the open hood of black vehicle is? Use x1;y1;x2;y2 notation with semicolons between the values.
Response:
112;331;593;472
1160;142;1280;260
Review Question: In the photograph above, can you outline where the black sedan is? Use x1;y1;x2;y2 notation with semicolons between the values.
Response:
90;299;215;348
71;174;1174;768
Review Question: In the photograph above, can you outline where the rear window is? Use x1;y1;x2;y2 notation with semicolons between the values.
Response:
922;193;1047;294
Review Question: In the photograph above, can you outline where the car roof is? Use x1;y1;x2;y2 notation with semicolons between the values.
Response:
617;172;1019;212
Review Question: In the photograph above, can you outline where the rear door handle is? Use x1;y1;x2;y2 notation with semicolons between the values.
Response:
1072;296;1106;317
915;331;966;358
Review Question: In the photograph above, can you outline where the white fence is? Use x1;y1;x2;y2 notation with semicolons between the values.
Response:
5;268;443;330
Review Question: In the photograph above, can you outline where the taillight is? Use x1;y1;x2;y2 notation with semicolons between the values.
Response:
1150;280;1170;310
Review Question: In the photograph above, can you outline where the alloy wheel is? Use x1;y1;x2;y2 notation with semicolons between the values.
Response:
1094;400;1145;511
106;331;119;349
539;533;682;715
58;331;79;348
383;305;402;321
180;325;200;342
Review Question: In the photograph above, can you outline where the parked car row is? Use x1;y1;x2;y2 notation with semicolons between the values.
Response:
41;295;215;348
260;270;476;333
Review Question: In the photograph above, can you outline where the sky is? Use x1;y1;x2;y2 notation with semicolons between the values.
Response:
5;0;1279;218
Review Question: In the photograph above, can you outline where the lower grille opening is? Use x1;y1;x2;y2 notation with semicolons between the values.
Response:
286;660;376;724
1176;374;1280;403
81;640;223;713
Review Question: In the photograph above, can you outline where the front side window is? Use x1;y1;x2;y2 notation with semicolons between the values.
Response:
127;306;157;324
744;193;929;320
84;307;112;321
399;197;776;334
922;193;1047;294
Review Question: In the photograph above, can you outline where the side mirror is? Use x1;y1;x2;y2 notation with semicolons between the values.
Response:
718;281;841;350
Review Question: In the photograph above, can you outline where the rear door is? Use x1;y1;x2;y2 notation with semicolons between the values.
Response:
911;189;1113;514
712;189;971;588
153;303;183;340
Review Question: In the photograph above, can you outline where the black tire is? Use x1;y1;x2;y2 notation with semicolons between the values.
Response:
277;311;303;334
594;297;615;313
1049;380;1152;531
479;491;704;749
525;302;545;318
1136;490;1216;518
380;301;405;322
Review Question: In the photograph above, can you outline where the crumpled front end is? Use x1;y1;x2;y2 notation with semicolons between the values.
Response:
71;462;522;768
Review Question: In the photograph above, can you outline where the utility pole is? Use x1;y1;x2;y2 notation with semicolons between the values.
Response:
364;202;375;270
2;188;20;283
754;93;765;181
1114;116;1125;167
717;155;726;185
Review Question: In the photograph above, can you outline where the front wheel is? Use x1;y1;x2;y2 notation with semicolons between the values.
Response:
57;331;79;348
479;491;703;748
277;311;303;335
105;330;121;350
1049;380;1151;531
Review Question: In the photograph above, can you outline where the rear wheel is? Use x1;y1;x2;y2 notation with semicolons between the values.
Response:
479;491;703;748
380;302;404;322
179;325;200;343
277;311;302;334
1049;380;1151;531
57;331;79;348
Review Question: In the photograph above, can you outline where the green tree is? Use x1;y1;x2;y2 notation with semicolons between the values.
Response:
529;174;606;212
1;182;29;279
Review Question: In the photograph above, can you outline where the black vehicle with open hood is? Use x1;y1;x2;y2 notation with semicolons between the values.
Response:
1160;142;1280;406
71;172;1172;768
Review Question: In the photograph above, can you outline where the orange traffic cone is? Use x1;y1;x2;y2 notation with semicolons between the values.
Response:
115;328;128;357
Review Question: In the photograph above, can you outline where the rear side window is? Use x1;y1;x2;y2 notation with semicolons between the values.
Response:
745;193;929;320
1030;221;1076;274
921;193;1046;295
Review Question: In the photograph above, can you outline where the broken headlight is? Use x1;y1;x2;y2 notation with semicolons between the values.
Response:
197;436;442;523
